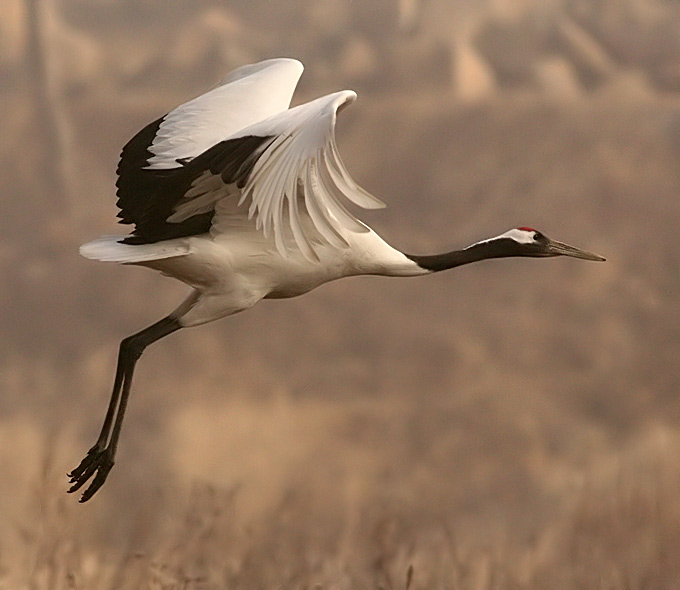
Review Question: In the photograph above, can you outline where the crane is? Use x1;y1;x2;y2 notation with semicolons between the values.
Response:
68;58;605;502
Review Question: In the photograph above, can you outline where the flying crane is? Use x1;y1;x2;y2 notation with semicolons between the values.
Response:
68;58;605;502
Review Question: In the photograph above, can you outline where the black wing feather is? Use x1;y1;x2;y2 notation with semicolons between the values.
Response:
115;127;274;244
115;116;171;225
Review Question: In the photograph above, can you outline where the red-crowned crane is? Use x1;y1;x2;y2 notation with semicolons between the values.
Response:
69;58;605;502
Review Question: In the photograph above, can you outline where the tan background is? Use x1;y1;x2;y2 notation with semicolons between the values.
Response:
2;0;680;587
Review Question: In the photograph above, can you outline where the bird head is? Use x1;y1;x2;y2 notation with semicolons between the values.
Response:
476;227;606;261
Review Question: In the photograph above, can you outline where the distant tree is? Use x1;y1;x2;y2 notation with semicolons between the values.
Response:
25;0;75;218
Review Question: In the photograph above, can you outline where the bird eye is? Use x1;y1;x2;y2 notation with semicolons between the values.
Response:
533;232;544;241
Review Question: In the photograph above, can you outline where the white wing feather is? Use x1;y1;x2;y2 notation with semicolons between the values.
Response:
146;58;304;169
219;90;385;258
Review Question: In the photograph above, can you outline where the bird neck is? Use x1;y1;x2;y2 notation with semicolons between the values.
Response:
405;238;523;272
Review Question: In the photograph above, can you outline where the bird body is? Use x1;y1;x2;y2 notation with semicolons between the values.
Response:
69;57;604;502
82;211;423;326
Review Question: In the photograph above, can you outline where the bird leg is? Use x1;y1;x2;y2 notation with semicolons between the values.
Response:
68;316;181;502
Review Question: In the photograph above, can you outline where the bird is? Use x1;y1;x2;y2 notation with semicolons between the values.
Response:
68;57;605;502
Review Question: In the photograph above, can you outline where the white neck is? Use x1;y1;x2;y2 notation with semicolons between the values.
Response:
346;230;426;277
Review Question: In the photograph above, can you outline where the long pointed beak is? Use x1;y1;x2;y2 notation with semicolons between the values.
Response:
547;239;606;262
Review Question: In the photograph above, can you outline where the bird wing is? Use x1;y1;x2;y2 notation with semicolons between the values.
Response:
144;58;303;170
115;58;304;239
116;60;385;259
208;90;386;260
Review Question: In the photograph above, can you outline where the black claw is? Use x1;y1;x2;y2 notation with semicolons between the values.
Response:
68;447;103;482
68;460;99;493
67;448;114;502
79;458;114;503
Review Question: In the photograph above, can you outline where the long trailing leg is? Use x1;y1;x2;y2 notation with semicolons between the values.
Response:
68;315;181;502
68;339;131;471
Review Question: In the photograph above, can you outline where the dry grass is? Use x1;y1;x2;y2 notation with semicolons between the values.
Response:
5;428;680;589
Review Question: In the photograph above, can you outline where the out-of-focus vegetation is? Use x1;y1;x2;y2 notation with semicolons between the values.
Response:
2;0;680;587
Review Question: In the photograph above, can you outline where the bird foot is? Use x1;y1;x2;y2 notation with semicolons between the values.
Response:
67;445;115;503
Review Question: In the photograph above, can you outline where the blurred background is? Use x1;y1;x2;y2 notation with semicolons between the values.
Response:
2;0;680;587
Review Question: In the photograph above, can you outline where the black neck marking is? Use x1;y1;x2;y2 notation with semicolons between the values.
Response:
406;238;537;272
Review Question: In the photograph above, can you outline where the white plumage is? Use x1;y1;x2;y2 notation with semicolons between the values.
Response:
145;58;304;170
82;58;416;326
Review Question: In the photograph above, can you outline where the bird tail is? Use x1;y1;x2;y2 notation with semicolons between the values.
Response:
80;236;191;263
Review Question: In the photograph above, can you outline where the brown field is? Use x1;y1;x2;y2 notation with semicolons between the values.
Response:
2;1;680;588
